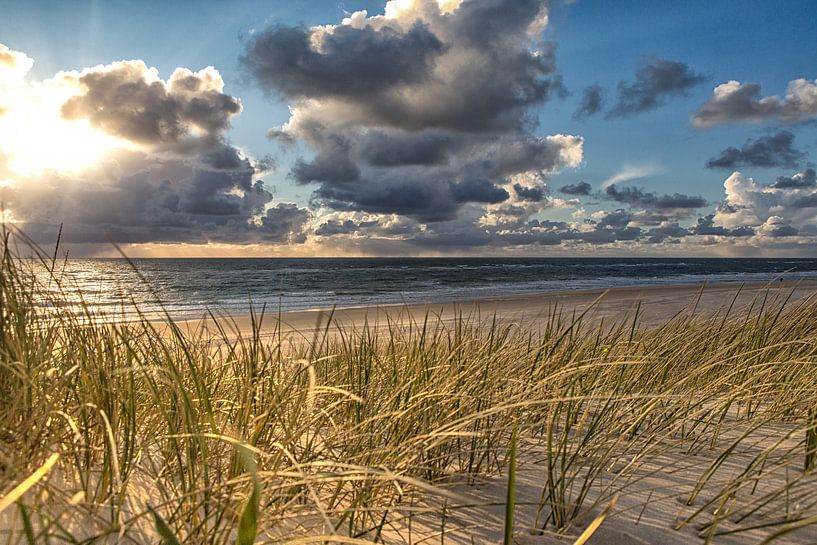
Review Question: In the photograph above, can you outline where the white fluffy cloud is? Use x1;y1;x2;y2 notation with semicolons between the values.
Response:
693;79;817;127
713;171;817;235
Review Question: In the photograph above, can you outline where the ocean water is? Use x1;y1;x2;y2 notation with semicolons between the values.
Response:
37;257;817;320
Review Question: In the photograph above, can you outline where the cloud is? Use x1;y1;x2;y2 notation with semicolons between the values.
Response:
601;164;662;188
0;43;34;83
558;181;591;195
242;23;445;99
604;184;707;211
244;0;565;133
0;46;310;247
608;57;706;117
3;149;311;245
772;168;816;189
313;212;420;238
711;171;817;235
260;204;312;243
314;167;817;253
691;214;754;237
61;60;242;147
706;131;805;169
573;85;604;119
692;79;817;127
245;0;580;225
756;216;798;237
513;183;545;201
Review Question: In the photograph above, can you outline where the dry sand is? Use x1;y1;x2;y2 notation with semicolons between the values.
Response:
177;280;817;544
179;279;817;341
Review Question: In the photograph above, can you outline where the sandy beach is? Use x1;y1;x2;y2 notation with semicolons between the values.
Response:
166;280;817;543
180;279;817;341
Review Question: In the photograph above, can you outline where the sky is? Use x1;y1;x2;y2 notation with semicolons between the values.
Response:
0;0;816;257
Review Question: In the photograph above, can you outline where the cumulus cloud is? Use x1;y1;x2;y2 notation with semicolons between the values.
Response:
558;181;592;195
711;171;817;237
706;131;805;169
756;216;798;237
604;184;707;212
691;214;754;237
0;43;34;83
0;45;309;247
573;85;604;119
772;168;816;189
61;61;242;147
513;183;545;202
244;0;581;225
693;79;817;127
3;149;310;245
608;57;706;117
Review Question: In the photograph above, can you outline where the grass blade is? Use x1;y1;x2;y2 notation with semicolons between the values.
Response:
0;453;59;514
503;422;518;545
572;494;618;545
147;505;183;545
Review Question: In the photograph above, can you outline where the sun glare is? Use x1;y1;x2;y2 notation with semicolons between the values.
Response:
0;78;127;176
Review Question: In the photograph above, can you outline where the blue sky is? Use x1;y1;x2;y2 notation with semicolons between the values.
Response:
1;0;816;256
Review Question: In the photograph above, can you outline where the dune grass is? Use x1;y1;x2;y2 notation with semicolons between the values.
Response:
1;235;817;543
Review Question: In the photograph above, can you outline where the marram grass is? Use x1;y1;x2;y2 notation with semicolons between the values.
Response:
0;236;816;543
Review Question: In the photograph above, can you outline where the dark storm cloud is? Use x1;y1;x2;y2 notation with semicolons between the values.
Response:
360;131;454;167
61;61;241;145
244;0;581;225
451;178;509;203
559;181;592;195
242;23;445;98
513;183;545;202
604;184;708;210
260;204;311;243
4;150;311;245
315;219;375;236
608;57;706;117
292;151;360;183
706;131;804;169
772;168;817;189
312;176;510;222
573;85;604;119
693;79;817;127
314;217;418;237
478;135;579;178
7;169;310;245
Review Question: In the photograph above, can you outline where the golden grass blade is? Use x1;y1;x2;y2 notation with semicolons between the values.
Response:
757;513;817;545
0;453;59;514
571;494;618;545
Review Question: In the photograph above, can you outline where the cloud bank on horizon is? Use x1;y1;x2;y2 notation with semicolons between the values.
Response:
0;0;816;256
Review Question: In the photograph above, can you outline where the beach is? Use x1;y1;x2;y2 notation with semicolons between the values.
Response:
181;279;817;340
167;279;817;544
7;257;817;545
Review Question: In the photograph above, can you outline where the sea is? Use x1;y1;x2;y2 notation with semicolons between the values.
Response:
37;257;817;320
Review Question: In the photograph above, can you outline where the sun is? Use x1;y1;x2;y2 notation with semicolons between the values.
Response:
0;74;127;177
